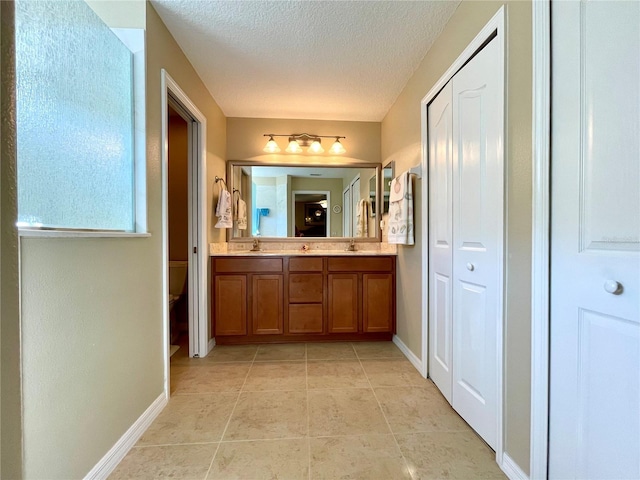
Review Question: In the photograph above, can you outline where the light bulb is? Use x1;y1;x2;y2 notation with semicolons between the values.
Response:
263;136;281;153
308;140;324;154
329;138;346;155
286;140;303;153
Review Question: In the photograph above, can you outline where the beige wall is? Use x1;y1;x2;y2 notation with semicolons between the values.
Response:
145;7;227;245
1;2;23;477
227;117;380;165
17;3;227;477
168;114;189;260
381;0;532;472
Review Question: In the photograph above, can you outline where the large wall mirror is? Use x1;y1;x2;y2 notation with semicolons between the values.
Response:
227;161;381;241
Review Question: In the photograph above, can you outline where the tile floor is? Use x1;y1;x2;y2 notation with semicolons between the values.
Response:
110;342;505;480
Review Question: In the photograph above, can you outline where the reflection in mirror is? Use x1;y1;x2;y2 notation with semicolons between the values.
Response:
382;162;394;215
228;163;380;240
294;192;328;237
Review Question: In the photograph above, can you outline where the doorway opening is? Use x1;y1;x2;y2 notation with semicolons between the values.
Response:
161;70;209;396
291;191;331;238
167;102;190;356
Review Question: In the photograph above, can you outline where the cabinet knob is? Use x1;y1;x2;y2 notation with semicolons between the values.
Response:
604;280;623;295
466;263;475;272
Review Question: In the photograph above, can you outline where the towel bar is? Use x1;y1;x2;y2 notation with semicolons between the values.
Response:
408;165;422;178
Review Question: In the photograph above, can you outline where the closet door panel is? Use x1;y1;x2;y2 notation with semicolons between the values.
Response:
451;37;503;450
428;81;454;403
456;92;488;250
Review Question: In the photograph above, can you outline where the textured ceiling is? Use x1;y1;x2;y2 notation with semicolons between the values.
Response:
150;0;460;122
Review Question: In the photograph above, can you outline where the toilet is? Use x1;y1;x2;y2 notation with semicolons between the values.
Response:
169;260;188;351
169;260;188;310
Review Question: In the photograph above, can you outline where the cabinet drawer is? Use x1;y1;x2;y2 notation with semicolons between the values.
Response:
288;304;323;334
327;256;393;272
289;274;323;303
289;257;323;272
214;257;283;273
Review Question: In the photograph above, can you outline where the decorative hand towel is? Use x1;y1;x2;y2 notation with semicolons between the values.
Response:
356;199;370;237
235;196;247;230
214;182;232;229
387;171;414;245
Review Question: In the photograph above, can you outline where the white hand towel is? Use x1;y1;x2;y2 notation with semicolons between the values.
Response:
356;199;370;237
387;171;414;245
215;188;232;229
236;197;247;230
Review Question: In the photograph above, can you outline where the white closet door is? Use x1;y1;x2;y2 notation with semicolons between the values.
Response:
549;2;640;478
342;186;351;237
351;176;361;236
451;37;503;450
428;81;454;402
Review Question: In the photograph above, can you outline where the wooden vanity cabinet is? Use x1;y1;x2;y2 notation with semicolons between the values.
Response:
212;257;284;337
211;255;395;344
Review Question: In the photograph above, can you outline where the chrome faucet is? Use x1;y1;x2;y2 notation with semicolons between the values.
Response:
345;239;356;252
250;238;261;252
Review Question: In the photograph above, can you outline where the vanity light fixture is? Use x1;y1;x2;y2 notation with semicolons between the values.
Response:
329;137;346;155
263;135;281;153
307;139;324;154
285;139;303;153
263;133;346;155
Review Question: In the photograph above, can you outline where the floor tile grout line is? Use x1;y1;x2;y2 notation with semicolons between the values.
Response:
203;344;257;479
305;343;312;480
355;349;416;480
212;435;309;444
133;441;220;449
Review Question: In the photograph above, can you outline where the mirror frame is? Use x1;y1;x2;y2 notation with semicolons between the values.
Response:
226;160;382;242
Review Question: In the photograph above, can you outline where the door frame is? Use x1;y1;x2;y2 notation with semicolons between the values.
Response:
290;190;331;237
419;5;506;465
161;70;209;394
530;1;551;478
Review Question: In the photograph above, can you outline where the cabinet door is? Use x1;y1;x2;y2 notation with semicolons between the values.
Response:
252;274;284;335
327;274;358;333
214;275;247;336
288;304;323;334
362;273;393;332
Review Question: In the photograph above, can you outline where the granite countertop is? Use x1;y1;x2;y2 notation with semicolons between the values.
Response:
211;249;397;257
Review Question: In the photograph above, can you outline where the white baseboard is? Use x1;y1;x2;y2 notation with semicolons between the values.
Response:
500;452;529;480
84;393;168;480
208;337;216;354
393;335;426;377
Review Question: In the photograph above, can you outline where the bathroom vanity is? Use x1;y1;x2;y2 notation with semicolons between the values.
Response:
211;253;396;344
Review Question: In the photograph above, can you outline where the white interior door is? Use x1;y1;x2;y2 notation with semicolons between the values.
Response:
451;37;503;450
428;81;454;403
549;2;640;478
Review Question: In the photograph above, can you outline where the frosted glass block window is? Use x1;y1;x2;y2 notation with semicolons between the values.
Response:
16;0;135;231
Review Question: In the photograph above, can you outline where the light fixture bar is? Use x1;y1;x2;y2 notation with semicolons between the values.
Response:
262;133;347;154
